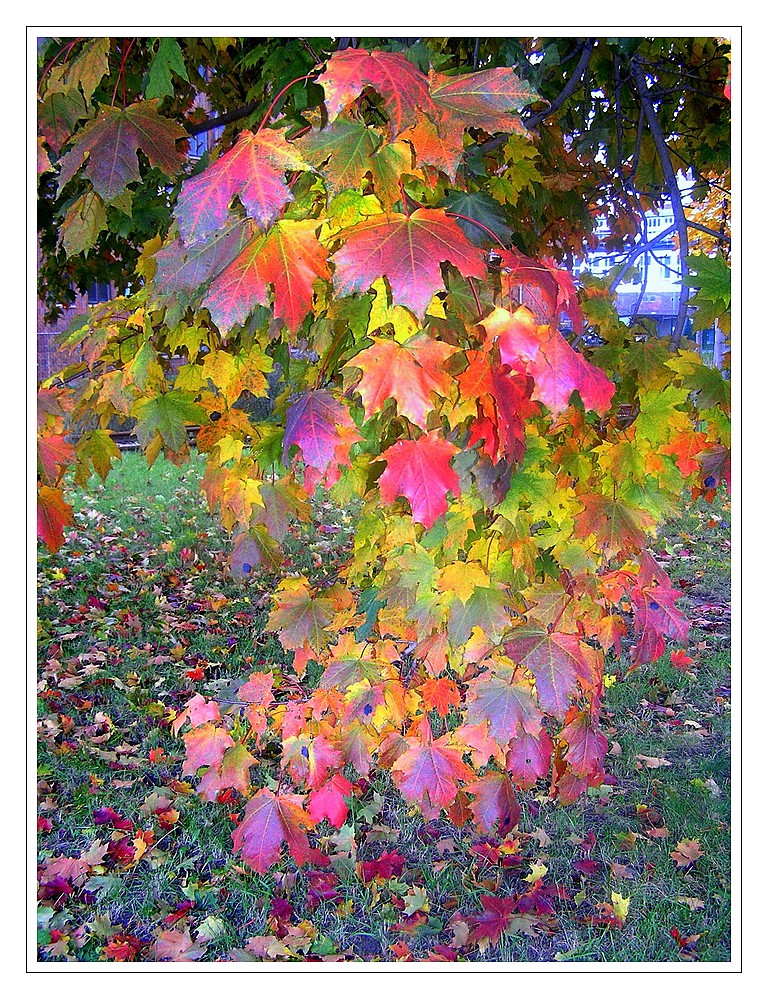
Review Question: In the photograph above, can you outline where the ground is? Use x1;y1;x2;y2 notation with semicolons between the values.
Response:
36;452;731;963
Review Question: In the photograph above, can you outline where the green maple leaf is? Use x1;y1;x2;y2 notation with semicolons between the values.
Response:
133;391;206;452
146;38;189;100
74;430;121;486
59;192;107;257
447;584;512;644
684;251;730;333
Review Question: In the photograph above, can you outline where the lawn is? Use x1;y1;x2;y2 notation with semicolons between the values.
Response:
36;452;731;963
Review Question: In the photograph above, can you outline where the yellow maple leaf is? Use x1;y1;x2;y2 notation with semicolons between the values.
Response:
611;891;630;923
524;861;548;883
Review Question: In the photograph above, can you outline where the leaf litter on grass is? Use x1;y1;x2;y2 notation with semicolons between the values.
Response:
37;455;731;963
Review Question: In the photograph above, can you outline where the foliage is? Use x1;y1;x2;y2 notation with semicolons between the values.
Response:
37;36;731;893
36;456;731;962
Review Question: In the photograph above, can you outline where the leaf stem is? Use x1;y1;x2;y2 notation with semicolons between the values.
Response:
257;74;315;131
445;211;507;250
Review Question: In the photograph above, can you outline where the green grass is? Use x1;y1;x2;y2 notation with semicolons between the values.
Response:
37;453;731;963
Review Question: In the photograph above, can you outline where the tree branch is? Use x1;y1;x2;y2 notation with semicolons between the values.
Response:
525;39;597;129
686;220;731;243
630;59;690;344
608;225;677;291
186;100;263;136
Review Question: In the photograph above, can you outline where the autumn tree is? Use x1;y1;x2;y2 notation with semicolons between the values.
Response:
37;35;731;872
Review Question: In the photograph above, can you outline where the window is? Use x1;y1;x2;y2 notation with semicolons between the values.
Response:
87;281;112;304
658;255;672;280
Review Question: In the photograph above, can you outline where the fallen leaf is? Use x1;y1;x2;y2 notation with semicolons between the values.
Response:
670;839;704;867
636;754;673;769
677;896;706;911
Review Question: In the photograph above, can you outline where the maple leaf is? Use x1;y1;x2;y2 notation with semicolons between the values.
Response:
418;677;461;718
282;389;361;489
360;850;406;883
298;114;415;208
317;49;430;137
504;623;590;718
38;86;87;154
498;249;583;331
282;733;343;790
38;433;75;485
630;581;689;667
181;723;234;775
153;219;256;301
576;494;656;559
154;927;207;962
399;109;467;181
465;668;542;746
197;743;258;801
464;771;521;835
379;430;460;529
505;728;554;788
332;208;487;319
231;788;314;873
391;733;474;820
558;709;608;780
307;773;353;828
203;219;330;333
267;576;334;654
526;325;615;416
345;334;456;428
38;485;74;553
464;895;518;948
229;527;282;578
133;391;206;453
171;693;222;735
175;127;310;243
670;839;704;868
251;478;311;542
447;585;513;645
428;66;538;133
57;100;187;201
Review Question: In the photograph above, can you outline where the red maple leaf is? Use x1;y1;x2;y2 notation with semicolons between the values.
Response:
418;677;461;718
316;49;430;137
181;723;234;775
196;743;258;801
307;773;353;828
379;430;460;529
505;728;554;789
390;733;474;819
332;208;487;318
465;895;518;947
558;709;608;780
526;325;615;415
175;128;310;243
504;623;591;719
203;219;330;333
38;485;74;553
345;334;456;429
428;66;538;134
38;433;75;485
498;249;583;331
360;849;406;882
630;581;689;667
231;788;314;873
464;771;521;835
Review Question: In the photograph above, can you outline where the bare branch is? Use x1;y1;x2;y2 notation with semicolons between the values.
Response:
630;59;690;344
